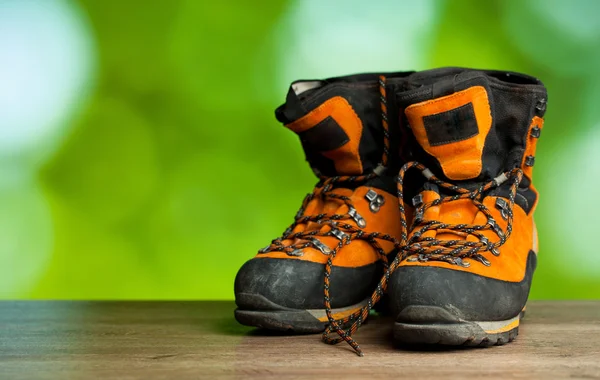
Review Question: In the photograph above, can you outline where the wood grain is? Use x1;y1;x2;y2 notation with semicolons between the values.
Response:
0;301;599;379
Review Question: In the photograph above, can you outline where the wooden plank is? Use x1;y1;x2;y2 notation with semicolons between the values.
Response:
0;301;598;379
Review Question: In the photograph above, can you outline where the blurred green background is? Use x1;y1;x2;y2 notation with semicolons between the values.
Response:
1;0;599;300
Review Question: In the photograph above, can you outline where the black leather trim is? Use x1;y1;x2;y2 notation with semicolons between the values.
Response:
298;116;349;152
235;257;383;309
423;102;479;146
389;250;537;322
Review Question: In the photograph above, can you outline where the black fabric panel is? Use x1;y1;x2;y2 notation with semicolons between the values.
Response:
385;81;406;172
298;116;349;152
479;83;533;178
423;102;479;146
389;250;537;322
364;175;399;195
432;77;457;98
234;257;383;309
517;188;537;215
349;85;383;174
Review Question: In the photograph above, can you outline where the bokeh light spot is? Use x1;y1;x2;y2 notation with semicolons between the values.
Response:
0;0;95;158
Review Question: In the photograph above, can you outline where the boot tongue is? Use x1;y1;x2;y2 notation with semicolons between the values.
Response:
275;78;383;177
404;81;493;181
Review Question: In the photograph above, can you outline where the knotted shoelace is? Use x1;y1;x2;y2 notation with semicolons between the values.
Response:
322;161;524;356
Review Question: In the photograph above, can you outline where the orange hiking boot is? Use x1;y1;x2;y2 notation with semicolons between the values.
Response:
387;68;547;346
234;73;411;340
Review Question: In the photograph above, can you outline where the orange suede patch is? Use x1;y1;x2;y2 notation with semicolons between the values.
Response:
285;96;364;175
256;186;401;268
405;86;492;180
402;196;535;282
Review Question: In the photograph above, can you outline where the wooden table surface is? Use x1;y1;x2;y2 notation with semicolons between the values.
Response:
0;301;599;379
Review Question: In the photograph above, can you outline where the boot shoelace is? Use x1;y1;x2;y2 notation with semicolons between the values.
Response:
321;163;524;356
258;173;398;259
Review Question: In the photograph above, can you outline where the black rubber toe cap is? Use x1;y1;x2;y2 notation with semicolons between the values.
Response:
234;257;382;310
389;251;537;322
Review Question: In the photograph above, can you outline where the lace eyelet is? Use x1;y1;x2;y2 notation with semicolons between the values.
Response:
453;257;470;268
310;238;331;255
412;194;423;207
495;198;509;220
365;189;385;213
479;236;490;247
348;207;367;228
414;209;424;224
474;254;491;266
535;98;546;114
525;156;535;167
330;229;350;244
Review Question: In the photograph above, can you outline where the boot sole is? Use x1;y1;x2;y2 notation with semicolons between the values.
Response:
393;305;525;347
235;293;370;334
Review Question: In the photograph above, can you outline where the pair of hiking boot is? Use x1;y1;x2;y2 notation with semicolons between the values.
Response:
234;67;547;356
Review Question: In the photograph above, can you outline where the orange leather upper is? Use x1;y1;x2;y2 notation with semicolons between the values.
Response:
405;86;492;180
285;96;364;175
256;186;401;268
402;195;537;282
